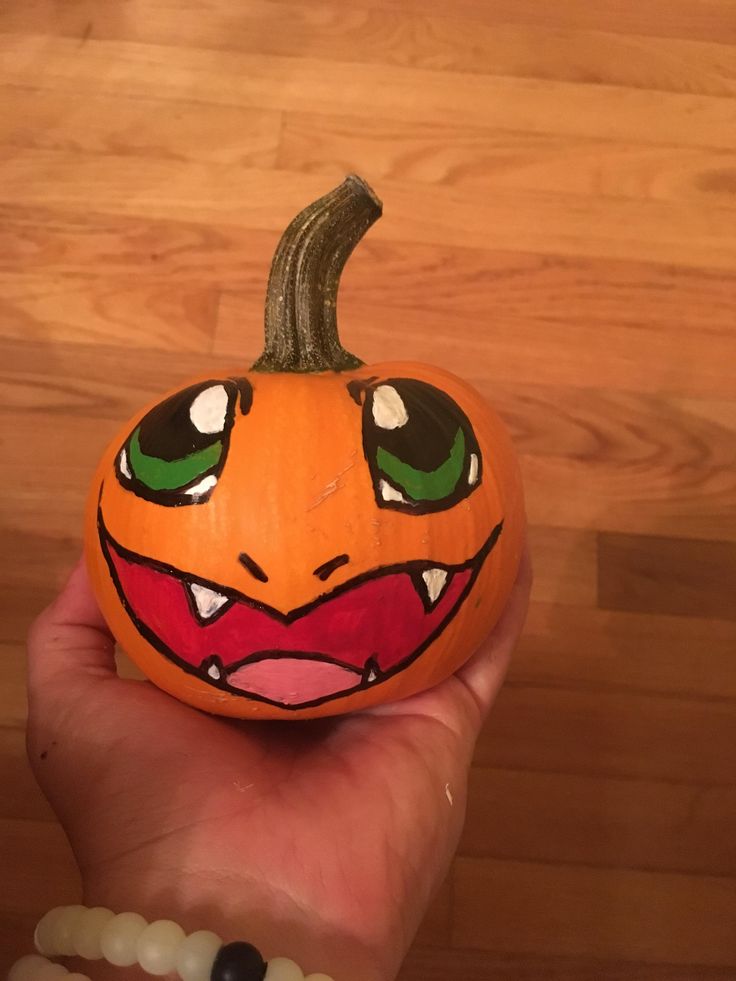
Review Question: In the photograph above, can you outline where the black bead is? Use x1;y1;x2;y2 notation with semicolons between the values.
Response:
210;941;267;981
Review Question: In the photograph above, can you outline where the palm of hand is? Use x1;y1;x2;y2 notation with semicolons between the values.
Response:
27;557;530;979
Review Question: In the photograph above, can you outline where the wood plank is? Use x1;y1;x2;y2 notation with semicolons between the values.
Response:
525;527;597;607
0;523;82;643
3;1;736;97
0;727;54;822
1;817;80;916
0;273;218;353
474;685;736;784
279;112;736;204
0;204;277;285
2;36;736;152
453;856;736;964
399;946;736;981
599;532;736;621
3;152;735;271
460;767;736;876
10;81;736;206
506;389;736;543
0;86;281;167
293;0;736;46
0;647;27;725
514;602;736;701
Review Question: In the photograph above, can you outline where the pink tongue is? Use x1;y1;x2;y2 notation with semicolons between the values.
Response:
227;657;362;706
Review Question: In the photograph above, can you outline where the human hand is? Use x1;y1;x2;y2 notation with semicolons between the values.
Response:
26;547;531;981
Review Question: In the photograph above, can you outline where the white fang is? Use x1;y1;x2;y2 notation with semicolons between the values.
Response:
366;667;378;683
190;384;228;434
379;479;410;504
422;568;448;606
468;453;479;485
372;385;409;430
190;582;229;620
184;474;217;498
207;661;222;680
119;448;132;479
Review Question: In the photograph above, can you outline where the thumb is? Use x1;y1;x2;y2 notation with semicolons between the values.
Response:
27;556;117;711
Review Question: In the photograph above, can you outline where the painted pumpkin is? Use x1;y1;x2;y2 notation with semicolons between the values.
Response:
85;176;525;719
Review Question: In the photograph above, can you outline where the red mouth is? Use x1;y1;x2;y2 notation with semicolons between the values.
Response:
100;518;501;709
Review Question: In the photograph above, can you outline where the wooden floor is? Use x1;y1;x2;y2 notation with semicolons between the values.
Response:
2;1;736;977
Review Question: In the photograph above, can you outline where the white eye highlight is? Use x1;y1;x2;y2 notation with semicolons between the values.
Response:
468;453;479;485
379;479;411;505
189;384;229;435
184;474;218;498
119;448;132;479
372;385;408;430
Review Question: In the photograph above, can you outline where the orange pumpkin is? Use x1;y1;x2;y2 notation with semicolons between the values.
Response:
85;176;525;719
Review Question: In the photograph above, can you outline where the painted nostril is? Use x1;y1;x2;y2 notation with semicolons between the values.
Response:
238;552;268;582
313;554;350;581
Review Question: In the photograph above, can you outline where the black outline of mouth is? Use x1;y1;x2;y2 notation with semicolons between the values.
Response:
98;509;503;709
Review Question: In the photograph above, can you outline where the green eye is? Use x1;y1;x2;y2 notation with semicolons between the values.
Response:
376;428;466;502
362;379;481;514
127;427;224;492
117;379;251;506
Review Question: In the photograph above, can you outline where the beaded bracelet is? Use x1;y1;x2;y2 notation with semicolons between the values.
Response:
8;905;334;981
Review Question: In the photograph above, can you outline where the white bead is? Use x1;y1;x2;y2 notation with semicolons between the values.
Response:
137;919;186;975
175;929;222;981
52;905;86;956
265;957;305;980
8;955;60;981
36;964;68;980
72;906;115;959
100;912;148;967
305;975;336;981
9;956;68;980
35;907;70;955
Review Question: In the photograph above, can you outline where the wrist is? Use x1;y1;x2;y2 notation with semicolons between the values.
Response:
73;869;397;981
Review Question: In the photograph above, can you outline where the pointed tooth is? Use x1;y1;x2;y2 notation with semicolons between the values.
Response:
363;658;381;685
421;568;449;606
190;582;229;620
207;661;222;680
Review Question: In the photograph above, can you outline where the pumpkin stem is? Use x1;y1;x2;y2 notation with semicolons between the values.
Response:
252;175;382;373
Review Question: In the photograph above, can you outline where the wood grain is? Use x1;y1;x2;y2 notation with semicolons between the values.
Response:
1;2;735;977
599;532;736;620
453;856;736;963
461;766;736;875
475;685;736;784
3;1;736;97
3;36;736;152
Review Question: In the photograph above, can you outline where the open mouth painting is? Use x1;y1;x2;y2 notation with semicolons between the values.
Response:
100;517;503;710
85;177;525;720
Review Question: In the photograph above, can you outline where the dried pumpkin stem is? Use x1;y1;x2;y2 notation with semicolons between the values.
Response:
252;174;383;373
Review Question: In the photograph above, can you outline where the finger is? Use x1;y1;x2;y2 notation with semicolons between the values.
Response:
454;541;533;721
27;557;117;699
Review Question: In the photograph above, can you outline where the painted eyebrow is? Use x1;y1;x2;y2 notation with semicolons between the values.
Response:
346;377;379;406
230;377;254;415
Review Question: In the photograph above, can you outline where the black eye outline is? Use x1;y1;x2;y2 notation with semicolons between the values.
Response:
349;377;482;515
115;377;252;507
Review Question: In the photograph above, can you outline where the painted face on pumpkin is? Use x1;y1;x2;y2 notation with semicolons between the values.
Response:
97;376;502;711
